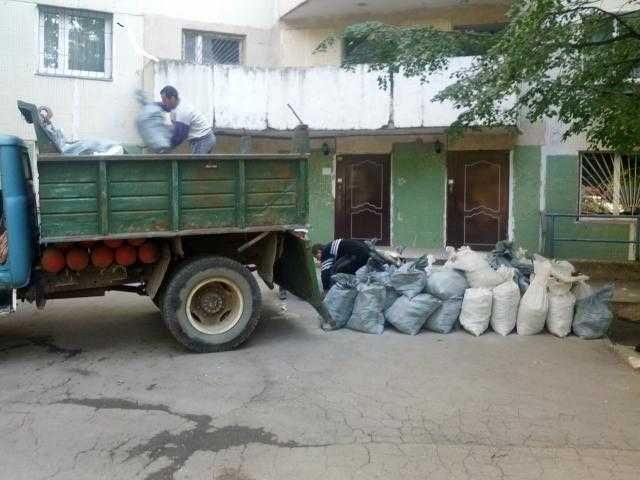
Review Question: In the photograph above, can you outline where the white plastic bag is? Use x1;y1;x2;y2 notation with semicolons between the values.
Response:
491;279;521;336
459;288;493;336
466;265;516;289
516;256;551;335
547;286;576;338
445;246;490;272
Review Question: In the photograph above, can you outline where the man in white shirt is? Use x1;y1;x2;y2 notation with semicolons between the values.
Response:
159;85;216;154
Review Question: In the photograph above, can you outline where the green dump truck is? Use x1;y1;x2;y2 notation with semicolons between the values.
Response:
0;101;327;352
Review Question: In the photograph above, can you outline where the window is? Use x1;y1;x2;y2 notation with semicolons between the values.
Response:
38;6;112;79
182;30;243;65
580;152;640;216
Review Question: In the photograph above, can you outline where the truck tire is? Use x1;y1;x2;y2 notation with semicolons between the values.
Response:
161;256;261;352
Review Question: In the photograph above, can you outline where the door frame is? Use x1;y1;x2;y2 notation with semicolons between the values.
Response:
334;154;391;245
445;150;511;249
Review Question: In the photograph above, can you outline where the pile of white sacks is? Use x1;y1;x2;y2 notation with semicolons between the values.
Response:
323;245;614;339
447;246;612;338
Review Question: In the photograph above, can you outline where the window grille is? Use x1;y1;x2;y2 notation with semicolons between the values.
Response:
38;6;112;80
580;152;640;216
183;30;243;65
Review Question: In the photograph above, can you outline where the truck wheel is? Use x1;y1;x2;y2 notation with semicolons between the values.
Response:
161;256;261;352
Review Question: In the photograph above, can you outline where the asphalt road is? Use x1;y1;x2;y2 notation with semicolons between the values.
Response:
0;288;639;480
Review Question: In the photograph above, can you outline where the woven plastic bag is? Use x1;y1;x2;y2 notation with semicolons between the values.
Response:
389;256;428;299
490;279;520;336
459;288;493;336
323;274;358;329
466;265;516;289
573;283;614;339
385;293;441;335
135;90;171;152
546;278;576;338
347;283;387;335
425;269;468;300
516;256;551;335
424;297;463;334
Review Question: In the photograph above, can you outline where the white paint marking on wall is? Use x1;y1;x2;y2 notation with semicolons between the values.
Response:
508;149;515;241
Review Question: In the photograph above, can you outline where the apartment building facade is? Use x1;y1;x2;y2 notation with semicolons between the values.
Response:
0;0;635;260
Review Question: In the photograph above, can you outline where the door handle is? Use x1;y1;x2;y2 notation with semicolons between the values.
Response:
448;178;454;193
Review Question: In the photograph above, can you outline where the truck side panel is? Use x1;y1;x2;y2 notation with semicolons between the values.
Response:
37;155;308;242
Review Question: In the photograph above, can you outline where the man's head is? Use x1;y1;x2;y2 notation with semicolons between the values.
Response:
160;85;180;111
311;243;324;261
39;105;53;125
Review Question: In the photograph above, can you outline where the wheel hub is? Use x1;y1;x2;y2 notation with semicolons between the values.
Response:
197;289;224;314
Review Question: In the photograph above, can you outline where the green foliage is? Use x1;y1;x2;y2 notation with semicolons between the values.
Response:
319;1;640;152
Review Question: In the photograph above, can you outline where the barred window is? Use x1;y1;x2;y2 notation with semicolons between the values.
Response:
182;30;243;65
580;152;640;216
38;6;112;80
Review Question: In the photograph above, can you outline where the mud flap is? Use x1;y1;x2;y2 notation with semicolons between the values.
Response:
0;289;16;315
273;232;335;329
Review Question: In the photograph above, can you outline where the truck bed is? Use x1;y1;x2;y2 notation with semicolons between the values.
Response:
36;153;309;242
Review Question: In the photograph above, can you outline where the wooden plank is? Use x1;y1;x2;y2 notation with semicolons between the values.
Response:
181;208;237;230
39;153;308;162
109;181;169;197
246;179;296;194
39;162;97;183
110;196;169;212
246;206;298;226
110;211;171;233
40;198;98;214
180;160;235;180
40;213;99;238
180;180;235;195
246;192;297;208
39;183;97;199
181;194;236;209
108;162;170;182
245;160;296;179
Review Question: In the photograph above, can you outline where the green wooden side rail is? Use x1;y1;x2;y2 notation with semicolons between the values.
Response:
37;153;309;243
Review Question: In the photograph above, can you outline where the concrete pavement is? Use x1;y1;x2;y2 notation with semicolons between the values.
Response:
0;288;639;480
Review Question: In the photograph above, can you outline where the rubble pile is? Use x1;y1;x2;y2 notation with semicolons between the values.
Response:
322;242;614;339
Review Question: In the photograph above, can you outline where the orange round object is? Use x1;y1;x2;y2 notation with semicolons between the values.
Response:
104;239;124;249
66;247;90;272
41;248;66;273
56;242;73;252
78;240;96;248
138;242;160;264
115;245;137;266
91;245;114;269
127;238;146;246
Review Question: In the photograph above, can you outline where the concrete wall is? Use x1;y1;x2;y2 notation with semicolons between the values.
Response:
151;58;475;131
512;146;542;253
0;0;145;143
392;142;445;248
545;155;631;261
278;4;508;66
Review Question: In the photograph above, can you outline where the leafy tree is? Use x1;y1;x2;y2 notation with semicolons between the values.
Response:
317;1;640;152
